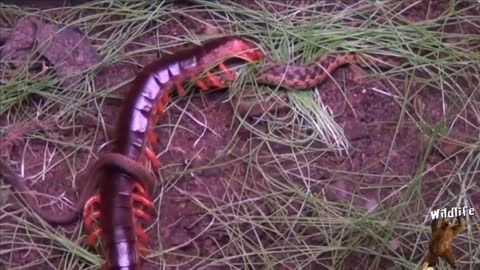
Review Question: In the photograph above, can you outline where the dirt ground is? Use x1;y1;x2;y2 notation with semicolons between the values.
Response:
1;1;479;270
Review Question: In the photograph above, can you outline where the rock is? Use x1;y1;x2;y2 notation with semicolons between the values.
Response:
1;16;101;87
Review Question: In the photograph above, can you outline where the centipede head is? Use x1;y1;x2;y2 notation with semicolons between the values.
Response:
200;36;263;66
227;37;263;62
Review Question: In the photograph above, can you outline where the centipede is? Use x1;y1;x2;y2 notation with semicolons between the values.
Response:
0;36;401;269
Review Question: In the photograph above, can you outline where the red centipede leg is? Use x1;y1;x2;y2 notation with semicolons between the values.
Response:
132;176;153;195
175;81;185;96
135;225;148;244
132;194;154;212
147;130;157;148
135;234;148;259
132;192;154;223
137;243;147;256
84;195;100;213
218;63;236;80
132;182;152;197
134;208;152;223
87;228;102;246
155;102;165;116
131;182;154;222
154;94;169;115
132;182;149;196
205;71;225;88
143;147;160;170
83;211;101;233
83;195;100;232
195;79;209;91
161;93;169;106
150;110;160;125
156;94;168;114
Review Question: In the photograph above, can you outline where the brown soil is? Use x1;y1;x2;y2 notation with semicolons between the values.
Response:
1;1;479;270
